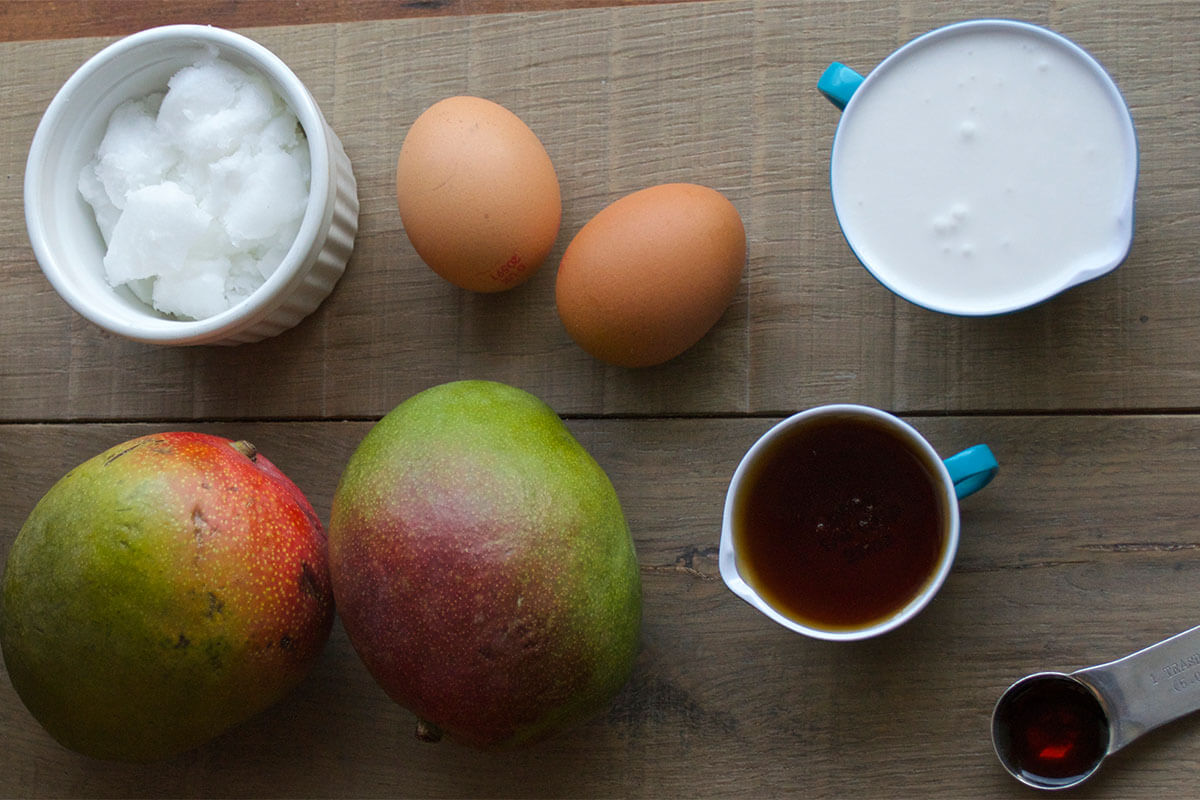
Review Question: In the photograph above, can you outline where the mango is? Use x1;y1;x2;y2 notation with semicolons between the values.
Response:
0;432;334;761
330;380;641;748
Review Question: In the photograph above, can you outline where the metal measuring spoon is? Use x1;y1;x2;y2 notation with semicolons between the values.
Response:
992;624;1200;789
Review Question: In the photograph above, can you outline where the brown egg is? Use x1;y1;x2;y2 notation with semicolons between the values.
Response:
396;96;561;292
555;183;746;368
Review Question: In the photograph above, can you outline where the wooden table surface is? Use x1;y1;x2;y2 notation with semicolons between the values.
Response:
3;0;1199;797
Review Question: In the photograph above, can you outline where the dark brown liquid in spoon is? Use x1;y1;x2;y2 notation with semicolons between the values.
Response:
993;674;1110;788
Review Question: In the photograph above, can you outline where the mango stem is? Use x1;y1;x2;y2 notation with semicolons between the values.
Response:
230;440;258;461
415;718;443;743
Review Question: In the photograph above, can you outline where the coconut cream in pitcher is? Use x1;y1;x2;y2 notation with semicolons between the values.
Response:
820;21;1138;316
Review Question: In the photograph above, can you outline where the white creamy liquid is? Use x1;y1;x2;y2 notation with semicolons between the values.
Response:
830;24;1137;315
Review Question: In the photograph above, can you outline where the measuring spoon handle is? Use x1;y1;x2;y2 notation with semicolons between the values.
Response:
1075;623;1200;752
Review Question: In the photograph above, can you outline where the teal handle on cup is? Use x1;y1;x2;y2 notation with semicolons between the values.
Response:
944;444;998;500
818;62;865;110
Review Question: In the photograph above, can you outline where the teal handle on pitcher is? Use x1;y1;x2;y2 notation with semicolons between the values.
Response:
818;62;865;110
944;444;998;500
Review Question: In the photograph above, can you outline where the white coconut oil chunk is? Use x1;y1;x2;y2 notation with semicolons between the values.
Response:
79;52;310;321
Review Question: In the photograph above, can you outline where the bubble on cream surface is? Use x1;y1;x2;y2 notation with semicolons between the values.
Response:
79;53;310;320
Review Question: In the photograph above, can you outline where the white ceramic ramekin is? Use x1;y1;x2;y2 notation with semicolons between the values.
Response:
24;24;359;345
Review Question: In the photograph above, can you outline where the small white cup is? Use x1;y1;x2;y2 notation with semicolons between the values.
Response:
818;20;1138;316
719;405;997;641
24;25;359;345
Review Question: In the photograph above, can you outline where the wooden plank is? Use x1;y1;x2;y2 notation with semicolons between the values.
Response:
2;1;1198;421
3;415;1200;797
0;0;716;44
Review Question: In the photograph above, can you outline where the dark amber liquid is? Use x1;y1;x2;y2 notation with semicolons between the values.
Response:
733;415;946;631
993;675;1109;787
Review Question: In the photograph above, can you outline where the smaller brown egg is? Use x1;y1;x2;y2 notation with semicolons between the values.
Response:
555;183;746;367
396;96;561;292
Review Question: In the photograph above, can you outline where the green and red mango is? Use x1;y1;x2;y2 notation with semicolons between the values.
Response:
330;380;642;748
0;432;333;762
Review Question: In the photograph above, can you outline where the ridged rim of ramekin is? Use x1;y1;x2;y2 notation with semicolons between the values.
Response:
24;24;358;345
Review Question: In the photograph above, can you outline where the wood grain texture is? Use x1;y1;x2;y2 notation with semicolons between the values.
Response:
3;1;1200;797
3;416;1200;798
1;1;1197;420
0;0;714;43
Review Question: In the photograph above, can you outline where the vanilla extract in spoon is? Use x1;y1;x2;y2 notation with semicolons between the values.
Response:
993;624;1200;790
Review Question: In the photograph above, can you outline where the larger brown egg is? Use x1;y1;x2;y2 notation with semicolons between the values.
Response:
555;183;746;367
396;96;561;293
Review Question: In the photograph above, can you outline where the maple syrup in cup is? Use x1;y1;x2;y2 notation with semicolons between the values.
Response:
817;20;1138;316
717;405;997;641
